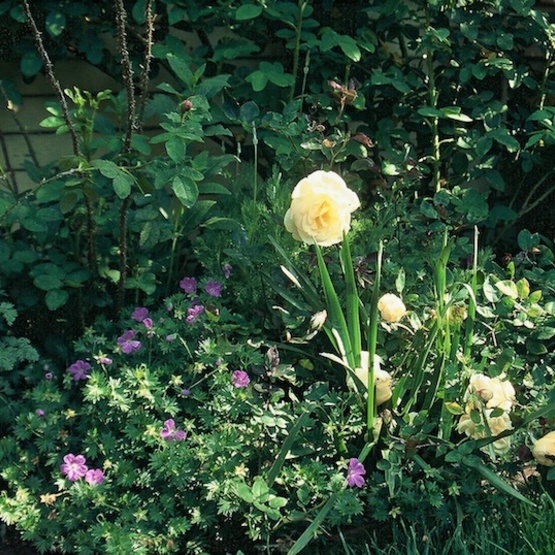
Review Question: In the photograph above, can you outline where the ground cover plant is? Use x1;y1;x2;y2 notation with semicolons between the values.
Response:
1;0;555;554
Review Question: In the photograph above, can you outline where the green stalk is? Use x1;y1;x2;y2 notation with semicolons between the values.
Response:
289;0;307;103
339;232;361;369
315;243;354;369
463;226;479;358
366;241;383;441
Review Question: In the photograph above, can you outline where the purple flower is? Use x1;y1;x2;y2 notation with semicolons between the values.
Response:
205;280;222;297
131;307;149;322
85;469;105;485
96;354;113;365
231;370;250;388
346;458;366;488
60;454;88;482
117;330;141;354
68;360;90;381
160;419;186;442
44;372;53;380
223;263;232;279
186;304;204;324
143;317;153;330
165;334;176;342
180;277;197;294
180;388;191;396
36;409;45;417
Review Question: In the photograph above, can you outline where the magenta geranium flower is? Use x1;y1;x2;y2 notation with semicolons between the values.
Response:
186;304;204;324
85;468;105;485
231;370;250;388
160;419;186;442
61;454;88;481
179;277;197;294
223;263;232;279
67;360;90;381
205;280;222;297
117;330;141;354
346;458;366;488
131;307;149;322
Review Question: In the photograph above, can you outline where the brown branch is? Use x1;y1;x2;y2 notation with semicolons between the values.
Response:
137;0;155;129
20;0;81;158
115;0;137;153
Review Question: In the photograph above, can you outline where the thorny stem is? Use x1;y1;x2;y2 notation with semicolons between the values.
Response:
20;0;81;158
115;0;137;314
0;127;17;195
289;0;307;103
0;82;40;170
137;0;155;128
115;0;137;153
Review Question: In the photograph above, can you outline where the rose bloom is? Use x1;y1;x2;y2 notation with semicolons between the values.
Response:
284;170;360;246
377;293;406;323
353;366;392;406
532;431;555;467
457;409;512;455
466;373;515;412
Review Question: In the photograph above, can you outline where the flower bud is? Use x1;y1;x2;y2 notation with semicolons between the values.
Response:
180;99;193;112
377;293;406;323
532;431;555;467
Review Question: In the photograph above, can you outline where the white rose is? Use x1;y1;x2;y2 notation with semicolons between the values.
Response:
284;170;360;246
532;431;555;467
457;409;512;455
377;293;406;323
466;373;515;412
351;353;392;406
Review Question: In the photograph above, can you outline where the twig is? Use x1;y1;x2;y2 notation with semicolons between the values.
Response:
115;0;137;153
0;127;17;195
137;0;155;128
20;0;81;158
114;0;136;314
0;82;40;169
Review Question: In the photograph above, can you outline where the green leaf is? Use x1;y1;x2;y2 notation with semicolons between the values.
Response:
335;34;361;61
113;171;133;199
239;101;260;123
45;289;69;311
33;274;64;291
517;229;539;252
46;10;66;37
236;482;253;503
20;50;43;78
235;4;263;20
171;175;198;208
495;280;518;299
246;70;268;92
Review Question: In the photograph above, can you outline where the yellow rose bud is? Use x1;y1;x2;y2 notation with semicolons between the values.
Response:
466;373;515;412
377;293;406;323
352;354;392;406
532;431;555;467
284;170;360;246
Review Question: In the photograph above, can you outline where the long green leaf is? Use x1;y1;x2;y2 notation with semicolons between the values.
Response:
315;244;354;368
287;493;337;555
339;233;361;368
267;412;310;488
462;457;534;506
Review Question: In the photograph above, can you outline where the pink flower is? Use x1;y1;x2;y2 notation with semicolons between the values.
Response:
231;370;250;388
117;330;141;354
186;304;204;324
205;280;222;297
346;458;366;488
60;454;88;481
67;360;90;381
160;419;186;442
180;277;197;294
223;263;232;278
85;469;105;485
131;307;149;322
36;409;45;417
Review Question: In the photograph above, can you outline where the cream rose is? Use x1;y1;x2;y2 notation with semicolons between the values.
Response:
532;431;555;467
457;409;512;455
466;373;515;412
351;353;392;406
377;293;406;323
284;170;360;246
